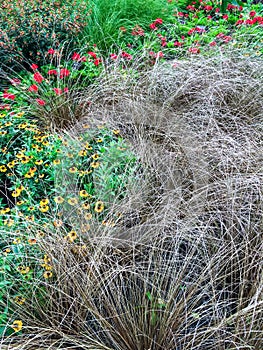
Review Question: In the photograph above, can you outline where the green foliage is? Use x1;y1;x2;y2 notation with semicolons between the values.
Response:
0;0;90;70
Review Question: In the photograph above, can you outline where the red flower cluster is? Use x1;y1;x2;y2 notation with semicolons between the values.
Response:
3;91;16;100
149;18;163;30
121;51;133;60
131;25;145;36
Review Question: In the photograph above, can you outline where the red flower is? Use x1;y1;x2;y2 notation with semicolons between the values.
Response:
250;11;256;18
88;51;97;59
3;92;16;100
31;64;39;70
154;18;163;25
36;98;45;106
33;72;44;83
28;84;38;92
156;51;164;58
59;68;70;78
48;48;55;54
209;41;216;47
178;12;184;17
64;87;69;93
204;5;213;11
54;88;62;95
48;69;57;75
110;53;118;60
72;52;81;61
188;47;200;54
222;14;229;20
174;41;183;47
94;58;102;66
121;52;132;60
149;22;157;30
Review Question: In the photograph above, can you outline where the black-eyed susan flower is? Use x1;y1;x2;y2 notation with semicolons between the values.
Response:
11;320;23;332
0;207;10;214
7;160;16;168
0;131;7;135
0;165;7;172
18;123;27;129
25;215;34;221
78;150;87;157
82;202;90;209
113;129;120;135
2;248;11;256
16;200;25;206
96;138;103;143
94;200;104;213
14;296;26;305
83;124;90;129
35;159;43;165
67;197;78;206
42;264;52;271
66;152;73;158
36;230;45;238
43;254;51;263
90;161;100;168
5;121;13;126
40;198;49;206
27;206;35;211
17;266;30;274
4;219;14;227
54;196;64;204
43;271;53;278
12;189;21;197
39;205;49;212
13;238;21;244
28;238;37;245
69;167;78;173
53;159;61;165
39;174;45;178
67;230;78;242
79;190;89;198
84;212;92;220
21;156;30;164
42;140;49;146
91;153;99;160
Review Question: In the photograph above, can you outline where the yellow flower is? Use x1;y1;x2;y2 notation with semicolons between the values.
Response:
66;153;73;158
90;161;100;168
18;123;28;129
16;200;25;206
28;238;37;245
0;165;7;172
94;200;104;213
54;196;64;204
27;206;35;211
91;153;99;160
13;238;21;244
53;159;61;165
5;121;12;127
78;150;87;157
0;131;7;135
39;174;45;178
84;212;92;220
14;296;26;305
96;138;103;143
82;202;90;210
113;129;120;135
35;159;43;165
68;230;78;241
17;266;30;274
67;197;78;206
7;160;16;168
12;189;21;197
4;219;14;227
40;198;49;206
69;167;78;173
11;320;23;332
25;215;34;221
43;271;53;278
53;219;63;227
0;207;11;214
16;151;25;159
79;190;89;198
83;124;90;129
39;205;49;212
3;248;11;256
21;156;30;164
42;140;49;146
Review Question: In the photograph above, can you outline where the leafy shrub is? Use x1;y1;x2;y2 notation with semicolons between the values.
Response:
0;0;90;70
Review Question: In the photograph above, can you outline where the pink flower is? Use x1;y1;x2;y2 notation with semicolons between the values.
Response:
28;84;38;92
215;8;220;13
80;56;87;62
207;15;212;19
250;11;256;18
48;69;58;75
36;98;45;106
188;47;200;54
209;41;216;47
94;58;102;66
121;52;132;60
59;68;70;78
3;92;16;100
110;53;118;60
72;52;81;61
223;14;229;20
178;12;184;17
48;48;55;54
54;88;62;95
31;64;39;70
174;41;183;47
33;72;44;83
10;78;21;85
156;51;164;58
154;18;163;24
64;87;69;93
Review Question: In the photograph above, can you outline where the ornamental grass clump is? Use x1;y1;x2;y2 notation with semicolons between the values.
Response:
2;51;262;348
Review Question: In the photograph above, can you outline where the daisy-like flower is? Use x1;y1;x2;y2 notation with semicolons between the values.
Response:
4;218;14;226
67;197;78;206
43;271;53;278
16;200;25;206
90;161;100;168
11;320;23;332
14;296;26;305
42;140;49;146
39;174;45;178
17;266;30;274
27;206;35;211
39;205;49;212
0;165;7;172
69;167;78;173
0;207;11;214
91;153;99;160
96;138;103;143
53;159;61;165
53;219;63;227
82;202;90;210
79;190;89;198
54;196;64;204
35;159;43;165
28;238;37;245
40;198;49;206
78;150;87;157
12;189;21;198
84;212;92;220
113;129;120;135
94;200;104;213
67;230;78;242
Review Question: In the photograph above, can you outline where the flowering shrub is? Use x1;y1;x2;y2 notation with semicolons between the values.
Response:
0;0;90;70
